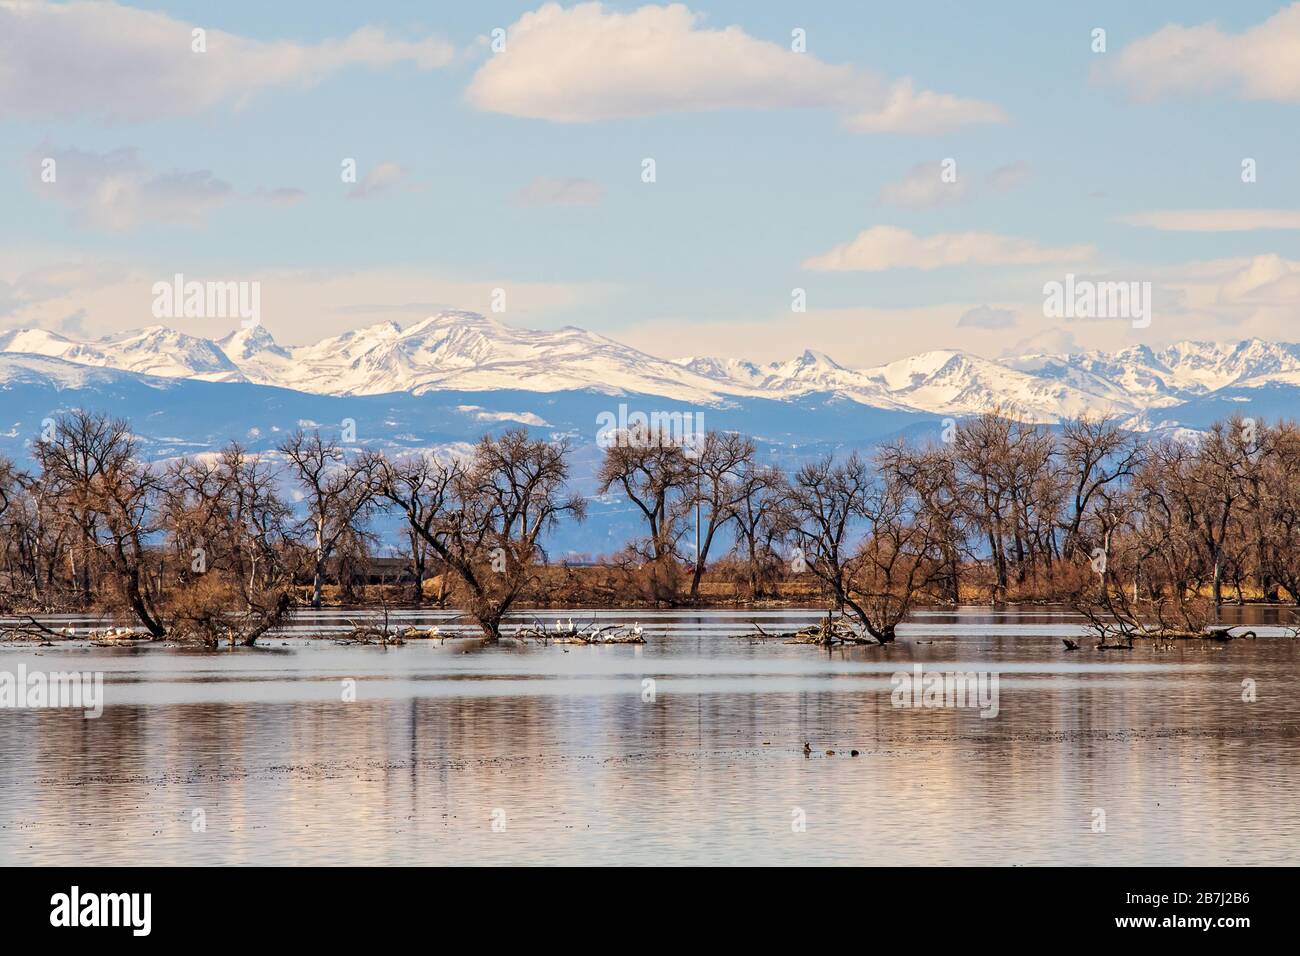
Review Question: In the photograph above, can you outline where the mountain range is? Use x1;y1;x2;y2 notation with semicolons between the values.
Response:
5;311;1300;428
6;311;1298;553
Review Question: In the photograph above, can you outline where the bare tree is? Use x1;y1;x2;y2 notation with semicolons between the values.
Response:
377;431;584;640
848;462;948;640
279;431;378;609
1059;416;1144;560
684;431;754;601
953;411;1017;600
367;451;458;604
878;440;966;604
728;462;792;599
163;445;296;645
785;453;879;635
597;422;692;601
33;412;166;635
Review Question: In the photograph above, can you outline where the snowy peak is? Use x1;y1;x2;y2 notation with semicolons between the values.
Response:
1001;337;1300;405
5;312;1300;424
217;325;289;361
0;328;77;355
0;324;244;382
216;310;740;402
97;326;244;381
1155;338;1300;389
788;348;843;370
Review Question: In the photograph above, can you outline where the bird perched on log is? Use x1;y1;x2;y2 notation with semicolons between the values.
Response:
802;742;812;756
1062;639;1079;651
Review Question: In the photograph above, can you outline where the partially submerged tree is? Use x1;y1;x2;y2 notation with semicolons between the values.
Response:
377;431;584;641
785;454;882;637
34;411;167;636
162;445;297;646
877;441;965;604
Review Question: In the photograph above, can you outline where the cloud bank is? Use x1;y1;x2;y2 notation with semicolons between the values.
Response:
467;2;1006;133
0;0;454;122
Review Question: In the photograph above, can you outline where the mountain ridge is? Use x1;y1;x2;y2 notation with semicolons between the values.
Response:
3;311;1299;426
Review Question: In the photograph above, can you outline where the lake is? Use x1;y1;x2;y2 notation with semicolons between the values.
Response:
2;607;1298;865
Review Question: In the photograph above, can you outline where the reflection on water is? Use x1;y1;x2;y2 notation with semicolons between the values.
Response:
1;607;1298;865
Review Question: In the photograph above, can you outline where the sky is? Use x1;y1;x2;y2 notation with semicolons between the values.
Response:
2;0;1299;366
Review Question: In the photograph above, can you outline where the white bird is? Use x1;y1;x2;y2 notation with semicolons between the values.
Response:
630;622;643;638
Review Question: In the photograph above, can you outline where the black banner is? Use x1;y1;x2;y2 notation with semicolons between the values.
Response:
1;867;1277;942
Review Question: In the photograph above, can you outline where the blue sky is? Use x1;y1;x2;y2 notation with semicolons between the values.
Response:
2;0;1299;364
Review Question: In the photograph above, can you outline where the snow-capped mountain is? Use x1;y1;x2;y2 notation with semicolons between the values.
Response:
3;311;1300;425
266;312;746;402
0;325;245;382
1005;340;1300;406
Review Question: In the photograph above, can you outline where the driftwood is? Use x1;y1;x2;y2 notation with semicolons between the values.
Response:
401;626;447;642
751;613;883;646
513;619;646;644
340;618;405;645
2;617;159;644
1090;623;1261;644
1206;627;1256;642
1;616;79;642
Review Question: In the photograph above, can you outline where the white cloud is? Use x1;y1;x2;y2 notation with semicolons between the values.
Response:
986;161;1032;192
619;253;1300;364
1105;3;1300;103
1161;254;1300;317
348;162;409;200
958;305;1017;329
0;0;454;122
879;160;1030;208
0;260;127;318
879;162;969;208
1119;209;1300;232
843;79;1006;134
802;225;1094;272
999;329;1080;358
510;176;605;207
28;144;303;232
467;2;1005;133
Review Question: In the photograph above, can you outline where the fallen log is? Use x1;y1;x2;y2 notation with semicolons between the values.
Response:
516;620;645;644
755;614;883;646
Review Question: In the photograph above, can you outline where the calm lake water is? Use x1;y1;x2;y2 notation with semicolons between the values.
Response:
2;606;1298;865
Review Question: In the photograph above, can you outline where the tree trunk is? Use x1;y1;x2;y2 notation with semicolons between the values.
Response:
312;557;324;609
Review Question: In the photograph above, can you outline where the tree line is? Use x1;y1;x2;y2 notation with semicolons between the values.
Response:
1;409;1296;644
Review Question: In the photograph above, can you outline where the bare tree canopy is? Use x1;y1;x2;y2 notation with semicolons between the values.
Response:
7;410;1300;644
